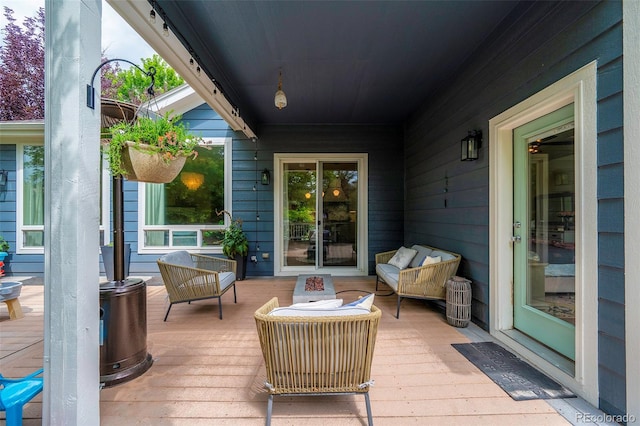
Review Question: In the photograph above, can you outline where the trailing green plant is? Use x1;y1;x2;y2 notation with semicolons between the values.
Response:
105;112;202;176
217;210;249;258
0;236;9;253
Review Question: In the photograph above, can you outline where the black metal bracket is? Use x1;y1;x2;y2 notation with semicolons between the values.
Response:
86;58;156;109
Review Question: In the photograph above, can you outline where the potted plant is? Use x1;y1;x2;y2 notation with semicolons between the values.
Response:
218;210;249;280
105;112;202;183
0;236;9;277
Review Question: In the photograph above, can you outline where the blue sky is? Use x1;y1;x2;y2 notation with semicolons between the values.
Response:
0;0;156;62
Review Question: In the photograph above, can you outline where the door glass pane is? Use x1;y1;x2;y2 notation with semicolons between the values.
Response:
282;163;316;266
322;163;357;267
514;104;575;361
528;127;575;325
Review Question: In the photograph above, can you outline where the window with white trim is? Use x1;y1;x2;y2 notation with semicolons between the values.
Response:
17;144;44;252
137;137;231;253
17;143;110;253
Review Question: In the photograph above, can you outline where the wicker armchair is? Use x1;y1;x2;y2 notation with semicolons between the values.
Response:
157;251;237;320
254;297;381;426
375;244;461;318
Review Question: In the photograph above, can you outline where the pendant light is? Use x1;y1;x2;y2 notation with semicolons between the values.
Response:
274;70;287;110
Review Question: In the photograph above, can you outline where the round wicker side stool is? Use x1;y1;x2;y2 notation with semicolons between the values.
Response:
446;276;472;327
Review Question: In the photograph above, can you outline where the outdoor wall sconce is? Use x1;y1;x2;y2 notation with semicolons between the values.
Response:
261;169;271;185
461;130;482;161
0;170;7;187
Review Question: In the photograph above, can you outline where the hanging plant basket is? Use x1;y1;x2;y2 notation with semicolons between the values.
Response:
121;142;187;183
104;112;202;183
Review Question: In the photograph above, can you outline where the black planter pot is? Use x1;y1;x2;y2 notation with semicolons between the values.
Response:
233;254;248;281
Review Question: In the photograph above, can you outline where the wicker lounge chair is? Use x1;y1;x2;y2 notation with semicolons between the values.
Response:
254;297;381;426
157;251;237;320
375;244;461;318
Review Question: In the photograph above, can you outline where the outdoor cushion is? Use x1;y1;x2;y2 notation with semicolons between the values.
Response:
429;250;456;262
375;263;400;291
158;250;195;268
218;272;236;290
342;293;375;311
387;246;417;269
184;271;236;291
269;306;370;317
409;245;433;268
289;299;344;309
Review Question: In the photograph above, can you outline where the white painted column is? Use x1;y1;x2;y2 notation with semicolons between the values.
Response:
43;0;101;424
624;0;640;420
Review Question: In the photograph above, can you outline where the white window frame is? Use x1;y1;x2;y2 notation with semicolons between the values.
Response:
16;143;44;254
16;142;111;254
488;61;598;405
136;137;232;254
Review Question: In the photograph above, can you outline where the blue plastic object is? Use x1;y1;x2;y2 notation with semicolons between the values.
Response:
0;368;43;426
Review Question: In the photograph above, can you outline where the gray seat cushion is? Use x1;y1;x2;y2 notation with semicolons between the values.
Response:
185;271;236;289
219;271;236;289
375;263;399;291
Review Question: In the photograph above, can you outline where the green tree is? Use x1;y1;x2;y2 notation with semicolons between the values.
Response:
103;54;184;105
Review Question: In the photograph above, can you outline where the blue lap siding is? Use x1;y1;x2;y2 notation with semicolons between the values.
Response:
0;0;627;416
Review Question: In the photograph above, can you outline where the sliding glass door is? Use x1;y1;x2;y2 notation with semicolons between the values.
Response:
275;154;367;275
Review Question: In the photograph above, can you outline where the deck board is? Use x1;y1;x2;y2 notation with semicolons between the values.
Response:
0;276;573;425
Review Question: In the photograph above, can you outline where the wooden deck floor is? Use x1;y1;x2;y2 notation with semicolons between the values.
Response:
1;276;575;425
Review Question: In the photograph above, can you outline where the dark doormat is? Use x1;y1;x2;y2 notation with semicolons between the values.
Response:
452;342;576;401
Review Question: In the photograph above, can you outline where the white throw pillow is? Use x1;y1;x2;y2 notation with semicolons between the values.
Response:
421;255;442;266
388;246;418;269
342;293;375;311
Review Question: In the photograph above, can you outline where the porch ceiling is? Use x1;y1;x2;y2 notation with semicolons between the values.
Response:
152;0;519;130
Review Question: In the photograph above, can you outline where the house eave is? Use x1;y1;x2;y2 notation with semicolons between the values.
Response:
106;0;256;139
142;84;204;118
0;120;44;143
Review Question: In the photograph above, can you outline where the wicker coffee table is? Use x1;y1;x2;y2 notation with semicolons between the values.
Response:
292;274;336;303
